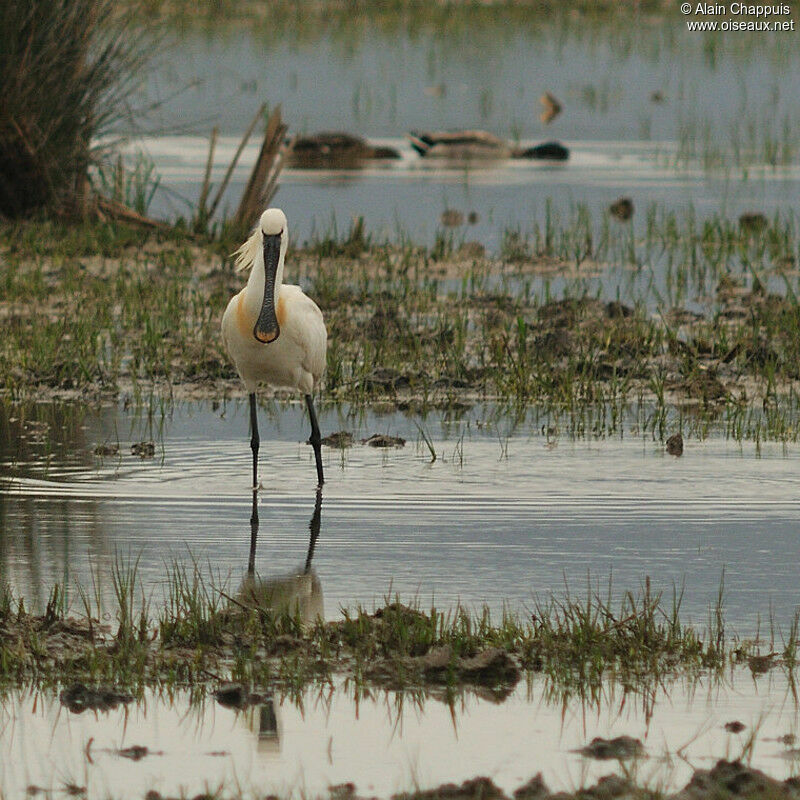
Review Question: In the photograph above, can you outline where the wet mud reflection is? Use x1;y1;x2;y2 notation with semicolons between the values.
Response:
4;670;798;800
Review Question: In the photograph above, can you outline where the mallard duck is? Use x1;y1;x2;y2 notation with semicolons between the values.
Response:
408;130;569;161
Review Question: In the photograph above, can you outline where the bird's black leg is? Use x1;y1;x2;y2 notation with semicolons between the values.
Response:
305;393;324;487
303;488;323;574
249;392;260;490
247;488;259;577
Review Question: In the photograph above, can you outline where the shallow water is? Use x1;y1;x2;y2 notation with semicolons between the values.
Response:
2;671;799;799
119;17;800;246
124;134;800;255
1;400;799;635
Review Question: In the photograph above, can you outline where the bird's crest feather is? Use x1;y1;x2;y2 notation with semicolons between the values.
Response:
233;225;261;272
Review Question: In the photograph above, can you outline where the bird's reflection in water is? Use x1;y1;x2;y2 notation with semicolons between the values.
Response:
239;488;324;751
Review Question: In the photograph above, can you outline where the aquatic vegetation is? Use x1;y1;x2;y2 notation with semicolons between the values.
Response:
0;569;797;697
2;207;800;442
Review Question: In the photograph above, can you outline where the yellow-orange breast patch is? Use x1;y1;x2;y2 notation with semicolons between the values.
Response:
235;293;253;340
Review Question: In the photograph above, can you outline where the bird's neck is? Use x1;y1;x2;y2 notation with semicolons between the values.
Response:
244;254;284;315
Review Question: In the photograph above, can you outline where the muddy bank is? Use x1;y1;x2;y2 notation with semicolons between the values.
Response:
0;577;793;695
135;761;800;800
386;761;800;800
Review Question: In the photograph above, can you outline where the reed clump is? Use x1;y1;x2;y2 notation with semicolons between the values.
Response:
0;0;148;218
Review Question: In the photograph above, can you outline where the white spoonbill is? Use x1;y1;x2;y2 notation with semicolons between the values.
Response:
221;208;326;488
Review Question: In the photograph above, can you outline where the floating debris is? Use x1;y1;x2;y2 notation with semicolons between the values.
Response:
650;90;666;103
539;91;562;124
666;433;684;457
131;441;155;458
609;197;634;221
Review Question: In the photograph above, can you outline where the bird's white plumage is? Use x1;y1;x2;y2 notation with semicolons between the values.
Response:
221;210;327;396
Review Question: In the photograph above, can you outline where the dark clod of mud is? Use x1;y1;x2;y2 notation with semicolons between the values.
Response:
748;653;776;675
358;761;800;800
738;212;768;232
362;433;406;448
609;197;634;221
674;759;800;800
666;433;683;456
394;777;506;800
118;745;150;761
131;440;156;458
724;720;746;733
441;209;465;228
321;431;355;449
329;784;359;800
213;682;266;710
605;301;633;319
513;774;550;800
412;645;521;687
60;684;133;713
106;762;800;800
577;735;645;760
